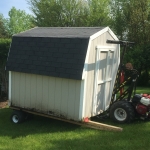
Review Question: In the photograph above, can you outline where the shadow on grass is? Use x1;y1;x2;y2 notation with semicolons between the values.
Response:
0;108;80;138
0;108;150;150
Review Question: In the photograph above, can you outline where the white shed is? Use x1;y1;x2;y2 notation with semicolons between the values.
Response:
6;27;120;121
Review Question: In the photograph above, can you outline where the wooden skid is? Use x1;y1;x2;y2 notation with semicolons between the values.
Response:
10;106;123;132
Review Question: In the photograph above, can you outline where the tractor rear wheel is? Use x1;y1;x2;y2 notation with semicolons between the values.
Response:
110;100;135;123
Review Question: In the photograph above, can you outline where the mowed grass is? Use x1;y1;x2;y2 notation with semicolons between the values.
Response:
0;87;150;150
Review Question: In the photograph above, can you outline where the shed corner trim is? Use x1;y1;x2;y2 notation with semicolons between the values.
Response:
9;71;12;103
79;80;85;120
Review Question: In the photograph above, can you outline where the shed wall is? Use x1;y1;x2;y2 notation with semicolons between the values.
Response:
84;31;119;117
11;71;81;121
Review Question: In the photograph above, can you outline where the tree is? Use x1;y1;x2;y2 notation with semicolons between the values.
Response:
87;0;111;26
5;7;34;36
28;0;89;27
0;39;11;97
110;0;127;39
59;0;89;27
28;0;111;27
0;14;8;38
110;0;150;85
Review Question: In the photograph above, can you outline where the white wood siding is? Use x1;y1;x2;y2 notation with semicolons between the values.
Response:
84;31;119;117
11;72;81;121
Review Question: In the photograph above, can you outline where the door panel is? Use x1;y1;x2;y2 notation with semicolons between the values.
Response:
93;47;115;115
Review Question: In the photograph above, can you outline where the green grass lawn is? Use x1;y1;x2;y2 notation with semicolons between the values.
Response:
0;87;150;150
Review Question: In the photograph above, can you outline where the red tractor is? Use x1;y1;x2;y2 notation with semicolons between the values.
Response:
105;40;150;123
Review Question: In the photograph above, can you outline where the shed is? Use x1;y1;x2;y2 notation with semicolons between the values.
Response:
6;27;120;121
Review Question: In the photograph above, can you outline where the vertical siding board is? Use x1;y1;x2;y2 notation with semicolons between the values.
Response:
11;72;15;103
14;72;20;106
68;79;76;119
11;72;81;121
84;38;97;117
48;77;55;111
25;74;31;108
54;78;62;114
30;74;37;109
19;73;26;108
42;76;49;111
36;75;43;111
61;79;69;118
74;81;81;120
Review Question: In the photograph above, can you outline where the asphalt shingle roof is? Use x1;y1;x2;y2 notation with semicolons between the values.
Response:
6;27;104;80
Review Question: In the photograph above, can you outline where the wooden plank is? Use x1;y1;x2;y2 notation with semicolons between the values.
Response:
86;121;123;132
10;106;123;132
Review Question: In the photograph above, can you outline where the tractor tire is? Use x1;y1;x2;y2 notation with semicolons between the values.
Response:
11;110;25;124
110;100;135;123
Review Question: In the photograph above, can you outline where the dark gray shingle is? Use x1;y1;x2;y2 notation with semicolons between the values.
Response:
13;27;104;38
6;27;104;80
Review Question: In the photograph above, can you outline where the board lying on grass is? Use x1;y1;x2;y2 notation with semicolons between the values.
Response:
10;106;123;132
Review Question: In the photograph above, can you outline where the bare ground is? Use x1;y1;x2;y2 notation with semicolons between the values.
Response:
0;98;8;108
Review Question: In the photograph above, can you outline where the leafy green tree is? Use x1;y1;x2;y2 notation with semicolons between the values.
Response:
0;14;8;38
110;0;150;85
28;0;111;27
0;39;11;96
59;0;89;26
87;0;111;26
110;0;127;39
5;7;34;36
28;0;89;27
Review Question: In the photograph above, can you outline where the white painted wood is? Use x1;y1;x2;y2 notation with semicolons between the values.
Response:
90;27;119;41
11;72;81;121
19;73;26;108
90;27;109;40
82;40;92;79
11;72;15;105
36;75;43;111
92;47;116;114
79;80;85;120
25;74;31;108
54;78;62;114
74;81;81;120
14;72;20;106
30;74;37;109
61;79;69;118
92;47;100;115
41;76;49;111
96;46;115;50
48;77;55;111
8;71;11;104
68;80;76;119
98;78;112;84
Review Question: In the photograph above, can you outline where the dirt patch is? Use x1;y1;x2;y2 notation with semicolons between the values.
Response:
0;100;8;109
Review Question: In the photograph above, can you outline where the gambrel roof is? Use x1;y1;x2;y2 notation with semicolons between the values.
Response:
6;27;105;80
